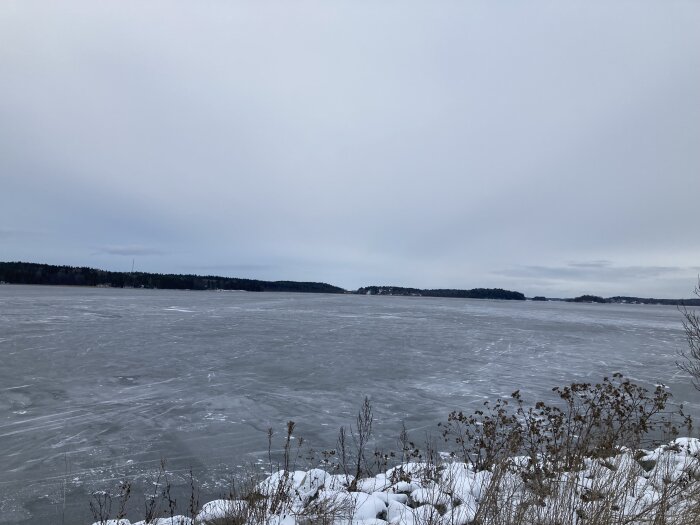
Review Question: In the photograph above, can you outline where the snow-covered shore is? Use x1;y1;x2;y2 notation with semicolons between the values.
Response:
91;437;700;525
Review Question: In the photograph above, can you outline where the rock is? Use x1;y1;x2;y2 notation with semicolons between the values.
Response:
196;499;247;522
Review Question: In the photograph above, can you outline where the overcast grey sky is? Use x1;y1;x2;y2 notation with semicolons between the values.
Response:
1;1;699;297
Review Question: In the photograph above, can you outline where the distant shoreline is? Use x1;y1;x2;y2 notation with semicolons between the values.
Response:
1;261;698;306
0;260;346;294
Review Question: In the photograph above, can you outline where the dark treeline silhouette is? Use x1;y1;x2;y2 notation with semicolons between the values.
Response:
4;262;698;305
565;294;700;306
0;262;346;294
566;294;609;304
355;285;526;300
608;295;700;306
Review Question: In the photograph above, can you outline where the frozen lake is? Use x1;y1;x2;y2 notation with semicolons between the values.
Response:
0;285;696;524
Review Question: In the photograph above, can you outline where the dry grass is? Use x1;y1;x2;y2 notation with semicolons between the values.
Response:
89;377;700;525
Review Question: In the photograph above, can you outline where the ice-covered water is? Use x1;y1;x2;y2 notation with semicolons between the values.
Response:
0;285;696;524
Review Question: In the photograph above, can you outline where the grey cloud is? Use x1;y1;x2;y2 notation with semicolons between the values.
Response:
494;264;700;298
500;264;688;280
94;245;167;257
185;264;275;274
0;228;46;240
1;1;699;297
567;261;613;269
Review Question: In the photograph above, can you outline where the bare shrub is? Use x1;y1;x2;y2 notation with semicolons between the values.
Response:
441;374;688;473
89;480;131;525
677;278;700;391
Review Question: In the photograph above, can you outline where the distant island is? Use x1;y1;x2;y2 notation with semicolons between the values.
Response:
528;294;700;306
567;294;609;304
355;285;526;300
565;294;700;306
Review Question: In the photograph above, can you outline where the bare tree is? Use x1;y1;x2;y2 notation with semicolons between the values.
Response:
677;278;700;390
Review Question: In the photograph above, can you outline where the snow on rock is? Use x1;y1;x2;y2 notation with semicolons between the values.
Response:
356;475;392;493
196;499;247;522
388;481;421;494
439;462;472;484
372;491;408;505
298;467;330;493
646;452;693;490
334;520;388;525
262;514;297;525
312;489;387;520
315;487;346;504
386;462;432;481
408;504;443;525
599;451;645;478
671;437;700;456
386;499;411;523
326;473;355;490
560;469;595;492
131;519;191;525
409;485;451;507
350;492;389;520
153;518;192;525
91;521;130;525
387;502;445;525
641;437;700;463
449;468;492;503
258;469;309;496
621;482;662;516
446;501;477;525
256;468;328;510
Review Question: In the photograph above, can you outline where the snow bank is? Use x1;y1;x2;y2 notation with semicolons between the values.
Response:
89;437;700;525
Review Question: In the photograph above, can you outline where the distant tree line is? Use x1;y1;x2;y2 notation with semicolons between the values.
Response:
355;285;526;300
5;261;697;305
0;262;346;294
566;295;609;304
564;294;700;306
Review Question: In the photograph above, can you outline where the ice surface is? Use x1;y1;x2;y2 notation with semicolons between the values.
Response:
0;286;696;524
